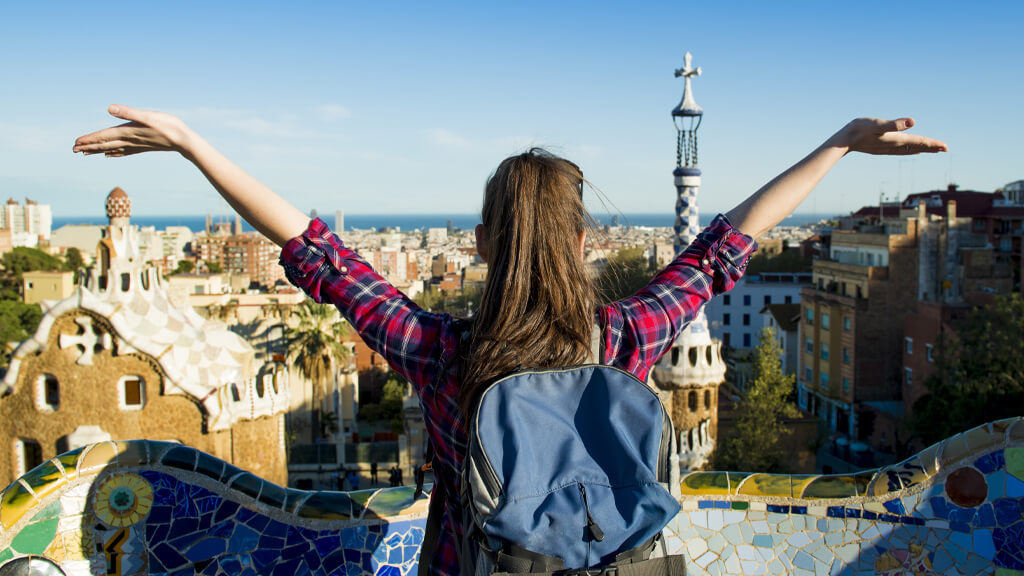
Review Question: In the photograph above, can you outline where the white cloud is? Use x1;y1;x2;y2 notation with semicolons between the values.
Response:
317;104;351;122
427;128;472;148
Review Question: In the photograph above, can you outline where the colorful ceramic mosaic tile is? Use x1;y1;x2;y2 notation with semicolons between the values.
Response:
0;419;1022;575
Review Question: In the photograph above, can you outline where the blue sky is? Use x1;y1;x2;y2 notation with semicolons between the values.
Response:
1;1;1020;219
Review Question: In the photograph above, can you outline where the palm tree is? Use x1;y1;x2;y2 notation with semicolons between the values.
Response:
287;301;354;443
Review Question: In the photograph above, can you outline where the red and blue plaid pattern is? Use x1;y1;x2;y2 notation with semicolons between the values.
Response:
280;215;756;575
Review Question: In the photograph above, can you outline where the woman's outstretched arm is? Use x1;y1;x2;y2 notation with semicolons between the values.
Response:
73;105;310;247
726;117;947;239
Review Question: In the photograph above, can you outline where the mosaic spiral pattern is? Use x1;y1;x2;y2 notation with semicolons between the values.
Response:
0;419;1021;576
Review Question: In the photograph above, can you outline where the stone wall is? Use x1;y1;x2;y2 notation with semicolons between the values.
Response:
0;418;1021;576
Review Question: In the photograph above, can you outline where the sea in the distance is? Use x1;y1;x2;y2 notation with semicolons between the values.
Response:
53;213;835;233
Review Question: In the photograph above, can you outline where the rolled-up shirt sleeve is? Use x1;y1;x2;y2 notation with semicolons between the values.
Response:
279;218;455;393
600;214;757;380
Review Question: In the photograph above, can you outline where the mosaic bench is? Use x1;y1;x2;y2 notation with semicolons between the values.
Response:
1;417;1022;576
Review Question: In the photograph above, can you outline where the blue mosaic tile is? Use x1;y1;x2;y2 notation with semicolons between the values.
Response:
259;535;285;550
790;506;807;514
975;528;996;560
930;496;950;519
321;549;346;574
713;501;731;509
844;508;861;518
215;500;240;523
228;525;259;553
1009;473;1024;498
282;543;309;560
271;557;302;576
342;525;368;550
221;555;242;574
883;499;906;515
209;519;233;539
826;506;844;518
376;566;402;576
286;526;306;546
975;450;1006;474
949;506;976;525
977;503;997;527
766;505;789;513
303;548;322;571
753;534;773;547
152;541;189;570
315;534;342;557
252;549;281;571
148;504;173;525
698;501;714;509
168;514;198;534
146;522;169;544
951;522;971;533
995;497;1023;526
265;519;289;539
862;510;877;520
186;537;227;562
879;514;900;523
245;512;270;532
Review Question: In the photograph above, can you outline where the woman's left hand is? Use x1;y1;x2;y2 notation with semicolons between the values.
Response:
835;117;947;156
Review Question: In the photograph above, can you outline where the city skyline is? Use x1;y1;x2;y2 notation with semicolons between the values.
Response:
1;2;1021;220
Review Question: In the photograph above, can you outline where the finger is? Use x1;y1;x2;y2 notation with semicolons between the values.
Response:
74;123;142;147
74;139;136;153
892;135;948;154
883;117;915;133
108;104;154;125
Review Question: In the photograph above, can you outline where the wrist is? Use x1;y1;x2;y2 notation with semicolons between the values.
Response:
824;123;854;156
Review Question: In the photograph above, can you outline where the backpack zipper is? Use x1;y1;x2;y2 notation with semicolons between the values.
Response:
578;484;605;543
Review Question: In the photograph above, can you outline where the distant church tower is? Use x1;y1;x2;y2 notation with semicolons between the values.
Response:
651;52;726;471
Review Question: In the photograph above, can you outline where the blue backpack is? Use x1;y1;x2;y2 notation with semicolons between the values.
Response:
421;358;687;575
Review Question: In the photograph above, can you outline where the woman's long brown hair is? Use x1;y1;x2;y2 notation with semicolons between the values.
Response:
458;148;596;414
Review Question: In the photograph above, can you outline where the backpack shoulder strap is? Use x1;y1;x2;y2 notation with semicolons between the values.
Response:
590;322;604;364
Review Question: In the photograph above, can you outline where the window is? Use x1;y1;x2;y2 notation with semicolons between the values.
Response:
806;308;814;325
843;317;851;331
723;313;731;326
804;366;813;383
763;295;771;306
119;376;145;410
16;439;44;477
821;343;829;361
231;383;241;402
723;295;731;306
905;367;913;386
743;333;751;347
121;273;131;291
742;314;750;326
820;373;829;389
822;314;830;330
973;219;985;231
843;348;851;364
784;295;793;304
36;374;59;411
905;337;913;355
926;344;934;363
743;295;751;306
704;390;711;409
805;338;813;354
842;378;850;394
688;391;698;412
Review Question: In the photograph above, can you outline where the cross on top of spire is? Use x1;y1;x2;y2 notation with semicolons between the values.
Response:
672;51;703;118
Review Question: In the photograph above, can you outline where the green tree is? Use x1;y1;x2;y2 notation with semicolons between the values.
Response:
0;300;42;366
912;294;1024;445
287;301;354;439
206;261;223;273
714;328;799;472
173;260;195;274
743;249;812;275
596;246;656;304
1;247;64;299
63;247;85;272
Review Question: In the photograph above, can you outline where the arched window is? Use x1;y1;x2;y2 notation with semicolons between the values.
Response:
704;389;711;409
688;391;698;412
688;347;698;367
671;348;679;366
230;383;241;402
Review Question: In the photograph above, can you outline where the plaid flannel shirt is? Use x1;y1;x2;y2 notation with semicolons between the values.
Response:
280;214;756;576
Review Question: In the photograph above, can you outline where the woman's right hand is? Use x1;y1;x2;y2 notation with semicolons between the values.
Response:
73;105;192;158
